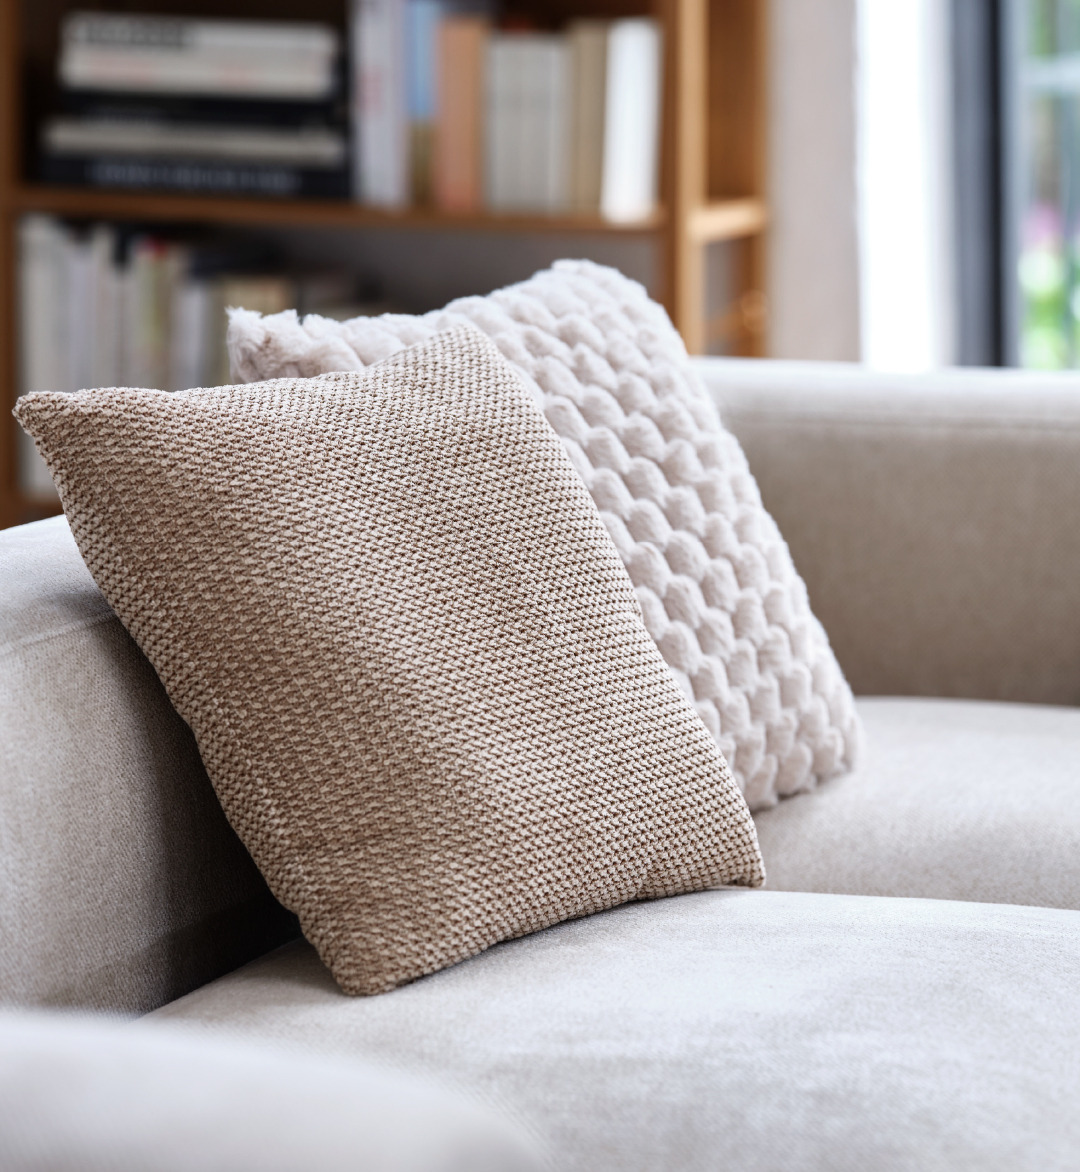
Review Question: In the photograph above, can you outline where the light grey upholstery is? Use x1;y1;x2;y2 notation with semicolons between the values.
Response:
0;516;296;1014
5;359;1080;1169
6;357;1080;1025
0;1010;544;1171
704;358;1080;706
755;696;1080;909
151;888;1080;1172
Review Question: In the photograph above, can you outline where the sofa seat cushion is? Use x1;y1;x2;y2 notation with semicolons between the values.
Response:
150;889;1080;1172
0;1010;543;1171
755;697;1080;909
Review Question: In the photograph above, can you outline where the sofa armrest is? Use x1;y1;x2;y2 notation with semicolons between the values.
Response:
697;358;1080;706
0;516;297;1014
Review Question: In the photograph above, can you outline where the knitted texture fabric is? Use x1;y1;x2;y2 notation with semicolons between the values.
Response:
227;260;861;810
15;327;764;997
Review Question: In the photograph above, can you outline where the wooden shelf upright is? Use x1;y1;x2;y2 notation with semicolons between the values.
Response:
1;0;20;530
0;0;768;530
662;0;768;355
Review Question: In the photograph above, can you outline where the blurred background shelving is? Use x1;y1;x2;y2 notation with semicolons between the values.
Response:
0;0;768;529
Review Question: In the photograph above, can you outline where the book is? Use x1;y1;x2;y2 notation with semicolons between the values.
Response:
64;230;95;394
16;219;122;491
15;214;314;483
169;260;299;388
42;118;348;167
125;236;176;391
39;156;350;199
59;14;340;100
48;15;347;201
352;0;408;206
170;275;213;392
406;0;444;204
600;19;662;223
57;91;346;130
17;217;69;494
531;35;571;214
86;223;123;390
485;33;569;214
568;21;607;214
483;33;516;211
434;16;488;212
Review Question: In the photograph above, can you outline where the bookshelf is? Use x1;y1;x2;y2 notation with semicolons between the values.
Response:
0;0;768;530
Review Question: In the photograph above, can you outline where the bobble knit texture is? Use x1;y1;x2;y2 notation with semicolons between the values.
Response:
15;327;764;996
228;260;862;809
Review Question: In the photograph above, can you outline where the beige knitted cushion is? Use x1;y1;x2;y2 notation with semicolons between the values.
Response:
16;326;763;996
227;261;862;810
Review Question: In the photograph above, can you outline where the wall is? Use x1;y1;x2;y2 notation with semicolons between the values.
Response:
766;0;862;361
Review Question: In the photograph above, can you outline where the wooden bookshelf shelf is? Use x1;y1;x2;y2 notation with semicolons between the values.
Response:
7;184;670;236
688;198;767;242
0;0;768;530
5;186;772;242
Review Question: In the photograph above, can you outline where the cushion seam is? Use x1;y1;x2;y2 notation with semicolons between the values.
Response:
0;609;116;661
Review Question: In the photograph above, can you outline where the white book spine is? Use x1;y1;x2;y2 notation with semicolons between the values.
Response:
158;246;186;391
59;51;335;99
87;224;120;389
568;21;608;213
16;216;70;495
484;36;508;210
539;38;570;213
116;250;137;389
60;16;339;99
491;36;570;215
21;216;70;394
516;42;538;211
600;19;662;224
63;15;338;56
65;236;94;393
357;0;408;207
499;39;531;211
43;120;347;167
127;237;159;389
171;274;211;392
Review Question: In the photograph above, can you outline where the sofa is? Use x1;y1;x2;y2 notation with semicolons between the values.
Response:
3;356;1079;1170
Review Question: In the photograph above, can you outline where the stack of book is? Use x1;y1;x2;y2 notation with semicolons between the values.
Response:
34;8;661;215
15;215;379;494
15;214;391;489
353;4;663;221
39;13;349;199
18;215;290;408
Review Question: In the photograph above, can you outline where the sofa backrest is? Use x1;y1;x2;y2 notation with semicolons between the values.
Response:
705;358;1080;707
6;358;1080;1014
0;516;297;1014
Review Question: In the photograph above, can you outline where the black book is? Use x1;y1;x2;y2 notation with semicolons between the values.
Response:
40;154;350;200
57;88;348;131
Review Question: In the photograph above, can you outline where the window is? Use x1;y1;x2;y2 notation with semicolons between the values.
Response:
1005;0;1080;367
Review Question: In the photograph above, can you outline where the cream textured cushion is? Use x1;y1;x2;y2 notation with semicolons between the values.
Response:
227;260;860;809
16;326;763;996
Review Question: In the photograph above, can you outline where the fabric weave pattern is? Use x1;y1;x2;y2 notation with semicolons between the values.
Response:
227;260;861;809
16;326;763;995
